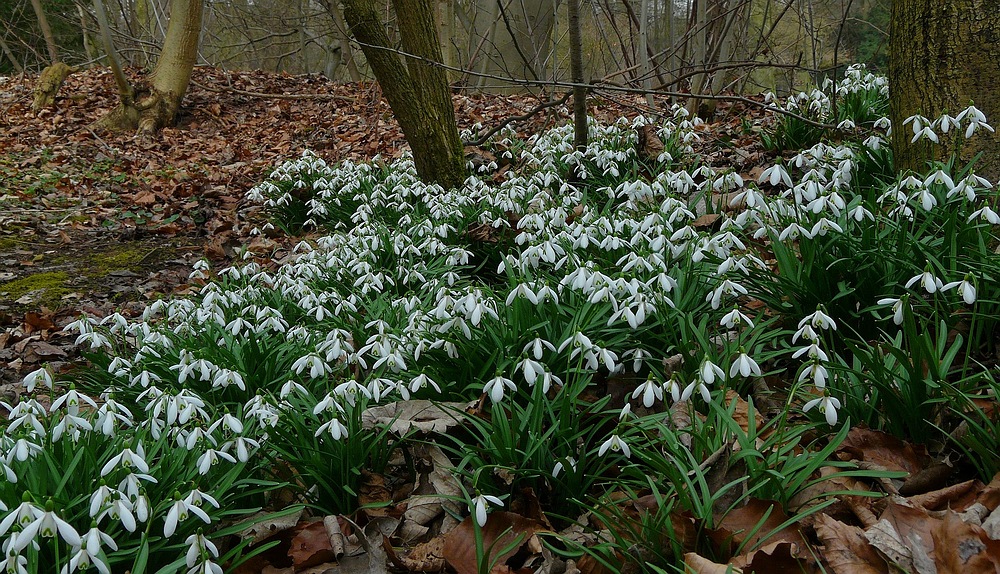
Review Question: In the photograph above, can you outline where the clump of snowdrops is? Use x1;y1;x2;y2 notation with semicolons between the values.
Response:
5;69;999;571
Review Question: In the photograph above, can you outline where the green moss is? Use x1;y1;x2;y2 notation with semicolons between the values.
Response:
0;237;19;250
0;272;71;307
92;244;150;271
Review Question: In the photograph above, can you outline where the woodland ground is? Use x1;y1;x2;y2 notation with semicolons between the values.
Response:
0;66;762;389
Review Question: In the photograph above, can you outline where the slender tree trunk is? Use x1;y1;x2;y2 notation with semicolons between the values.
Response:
568;0;587;150
340;0;467;188
98;0;204;133
889;0;1000;181
29;0;59;64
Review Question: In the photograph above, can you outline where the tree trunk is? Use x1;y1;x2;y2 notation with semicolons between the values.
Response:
31;62;75;112
29;0;59;65
98;0;204;133
568;0;587;150
340;0;467;189
889;0;1000;181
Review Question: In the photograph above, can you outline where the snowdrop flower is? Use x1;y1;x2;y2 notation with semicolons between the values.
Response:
0;500;43;541
680;379;712;403
524;336;556;361
759;164;793;188
720;306;753;329
793;343;828;362
483;374;516;403
632;377;663;408
730;349;762;378
877;296;907;325
163;496;211;538
958;104;994;138
291;353;332;379
943;274;977;304
315;417;349;441
800;306;837;331
185;531;222;574
847;204;874;222
196;449;236;475
663;375;682;403
598;434;631;458
20;502;81;548
552;457;577;478
905;267;944;294
20;367;53;393
803;394;842;425
699;358;725;386
707;278;748;310
101;443;149;477
968;205;1000;224
470;493;503;527
799;360;829;389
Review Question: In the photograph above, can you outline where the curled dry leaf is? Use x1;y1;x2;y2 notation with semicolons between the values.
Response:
684;552;741;573
837;427;930;478
930;512;1000;573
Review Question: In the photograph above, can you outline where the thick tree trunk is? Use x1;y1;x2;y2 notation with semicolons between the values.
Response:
98;0;204;133
889;0;1000;181
340;0;467;189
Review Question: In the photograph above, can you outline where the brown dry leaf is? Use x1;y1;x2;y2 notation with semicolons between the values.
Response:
709;499;807;556
909;479;982;512
733;541;811;573
23;312;55;334
837;427;930;477
238;506;305;545
360;399;474;435
683;553;741;573
358;470;395;518
724;390;753;434
786;466;869;514
443;512;545;574
691;213;721;230
401;536;446;571
930;512;1000;573
288;519;338;569
813;513;888;574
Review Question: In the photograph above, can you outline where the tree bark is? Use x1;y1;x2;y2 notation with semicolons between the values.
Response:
568;0;588;150
889;0;1000;181
29;0;59;65
340;0;467;189
98;0;204;134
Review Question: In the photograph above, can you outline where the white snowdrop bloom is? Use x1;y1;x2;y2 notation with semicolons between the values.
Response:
943;275;977;305
758;164;793;188
792;323;819;344
483;374;516;403
632;377;663;408
707;278;748;310
598;434;631;458
196;448;236;474
680;379;712;403
21;367;54;393
470;493;503;527
804;395;842;425
800;306;837;331
730;350;762;378
19;506;81;549
905;269;944;294
968;205;1000;224
211;369;246;391
792;343;828;362
291;353;332;379
100;443;149;477
847;204;874;222
552;457;577;478
778;222;813;242
720;306;753;329
221;436;260;462
877;297;906;325
163;498;211;538
799;360;829;389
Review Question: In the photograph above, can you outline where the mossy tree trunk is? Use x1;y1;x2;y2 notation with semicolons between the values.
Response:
889;0;1000;181
339;0;467;189
98;0;204;134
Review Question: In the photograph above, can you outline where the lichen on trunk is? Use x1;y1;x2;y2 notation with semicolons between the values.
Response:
31;62;75;112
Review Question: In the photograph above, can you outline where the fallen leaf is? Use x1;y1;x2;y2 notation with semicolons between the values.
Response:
813;513;888;574
443;512;545;574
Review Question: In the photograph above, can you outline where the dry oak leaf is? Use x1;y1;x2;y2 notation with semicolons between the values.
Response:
813;513;888;574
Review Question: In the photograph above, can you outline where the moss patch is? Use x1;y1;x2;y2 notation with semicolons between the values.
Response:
0;272;71;307
89;244;152;271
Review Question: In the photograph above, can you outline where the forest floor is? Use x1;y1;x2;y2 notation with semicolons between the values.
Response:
0;66;764;390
